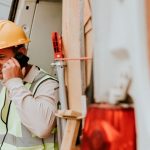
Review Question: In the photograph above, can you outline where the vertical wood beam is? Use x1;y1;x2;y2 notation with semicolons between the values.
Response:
62;0;82;111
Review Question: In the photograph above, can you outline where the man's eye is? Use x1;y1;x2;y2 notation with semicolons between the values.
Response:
0;55;6;59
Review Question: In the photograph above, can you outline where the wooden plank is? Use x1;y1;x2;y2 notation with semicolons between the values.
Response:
84;0;92;25
72;146;81;150
84;0;93;87
62;0;82;111
60;119;81;150
84;19;92;34
55;110;82;119
85;29;93;86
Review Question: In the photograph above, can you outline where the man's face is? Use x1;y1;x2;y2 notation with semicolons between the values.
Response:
0;47;15;79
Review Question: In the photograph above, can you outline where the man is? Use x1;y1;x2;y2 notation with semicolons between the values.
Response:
0;20;59;150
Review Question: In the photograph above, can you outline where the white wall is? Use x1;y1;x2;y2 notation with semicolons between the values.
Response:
0;0;13;19
27;0;62;74
15;0;62;74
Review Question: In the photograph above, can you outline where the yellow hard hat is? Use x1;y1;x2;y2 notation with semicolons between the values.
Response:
0;20;30;49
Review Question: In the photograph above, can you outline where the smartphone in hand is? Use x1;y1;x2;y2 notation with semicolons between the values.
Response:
14;52;29;68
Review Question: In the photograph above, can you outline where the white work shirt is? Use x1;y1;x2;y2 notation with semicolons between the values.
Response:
2;65;59;138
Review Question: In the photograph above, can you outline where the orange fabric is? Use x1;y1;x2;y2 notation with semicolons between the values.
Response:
81;103;136;150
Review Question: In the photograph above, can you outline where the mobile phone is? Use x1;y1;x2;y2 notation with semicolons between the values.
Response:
14;52;29;68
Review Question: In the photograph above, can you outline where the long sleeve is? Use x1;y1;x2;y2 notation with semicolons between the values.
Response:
5;77;59;138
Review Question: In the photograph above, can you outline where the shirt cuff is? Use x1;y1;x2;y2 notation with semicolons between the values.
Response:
4;78;24;91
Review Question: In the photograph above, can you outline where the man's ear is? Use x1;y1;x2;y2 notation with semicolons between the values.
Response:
18;47;27;55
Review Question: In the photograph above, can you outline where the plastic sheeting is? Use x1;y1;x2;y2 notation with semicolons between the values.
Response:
93;0;150;149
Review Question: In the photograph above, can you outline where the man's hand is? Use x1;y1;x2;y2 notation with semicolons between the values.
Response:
2;57;24;82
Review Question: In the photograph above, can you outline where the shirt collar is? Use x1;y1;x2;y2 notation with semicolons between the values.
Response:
23;65;40;83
